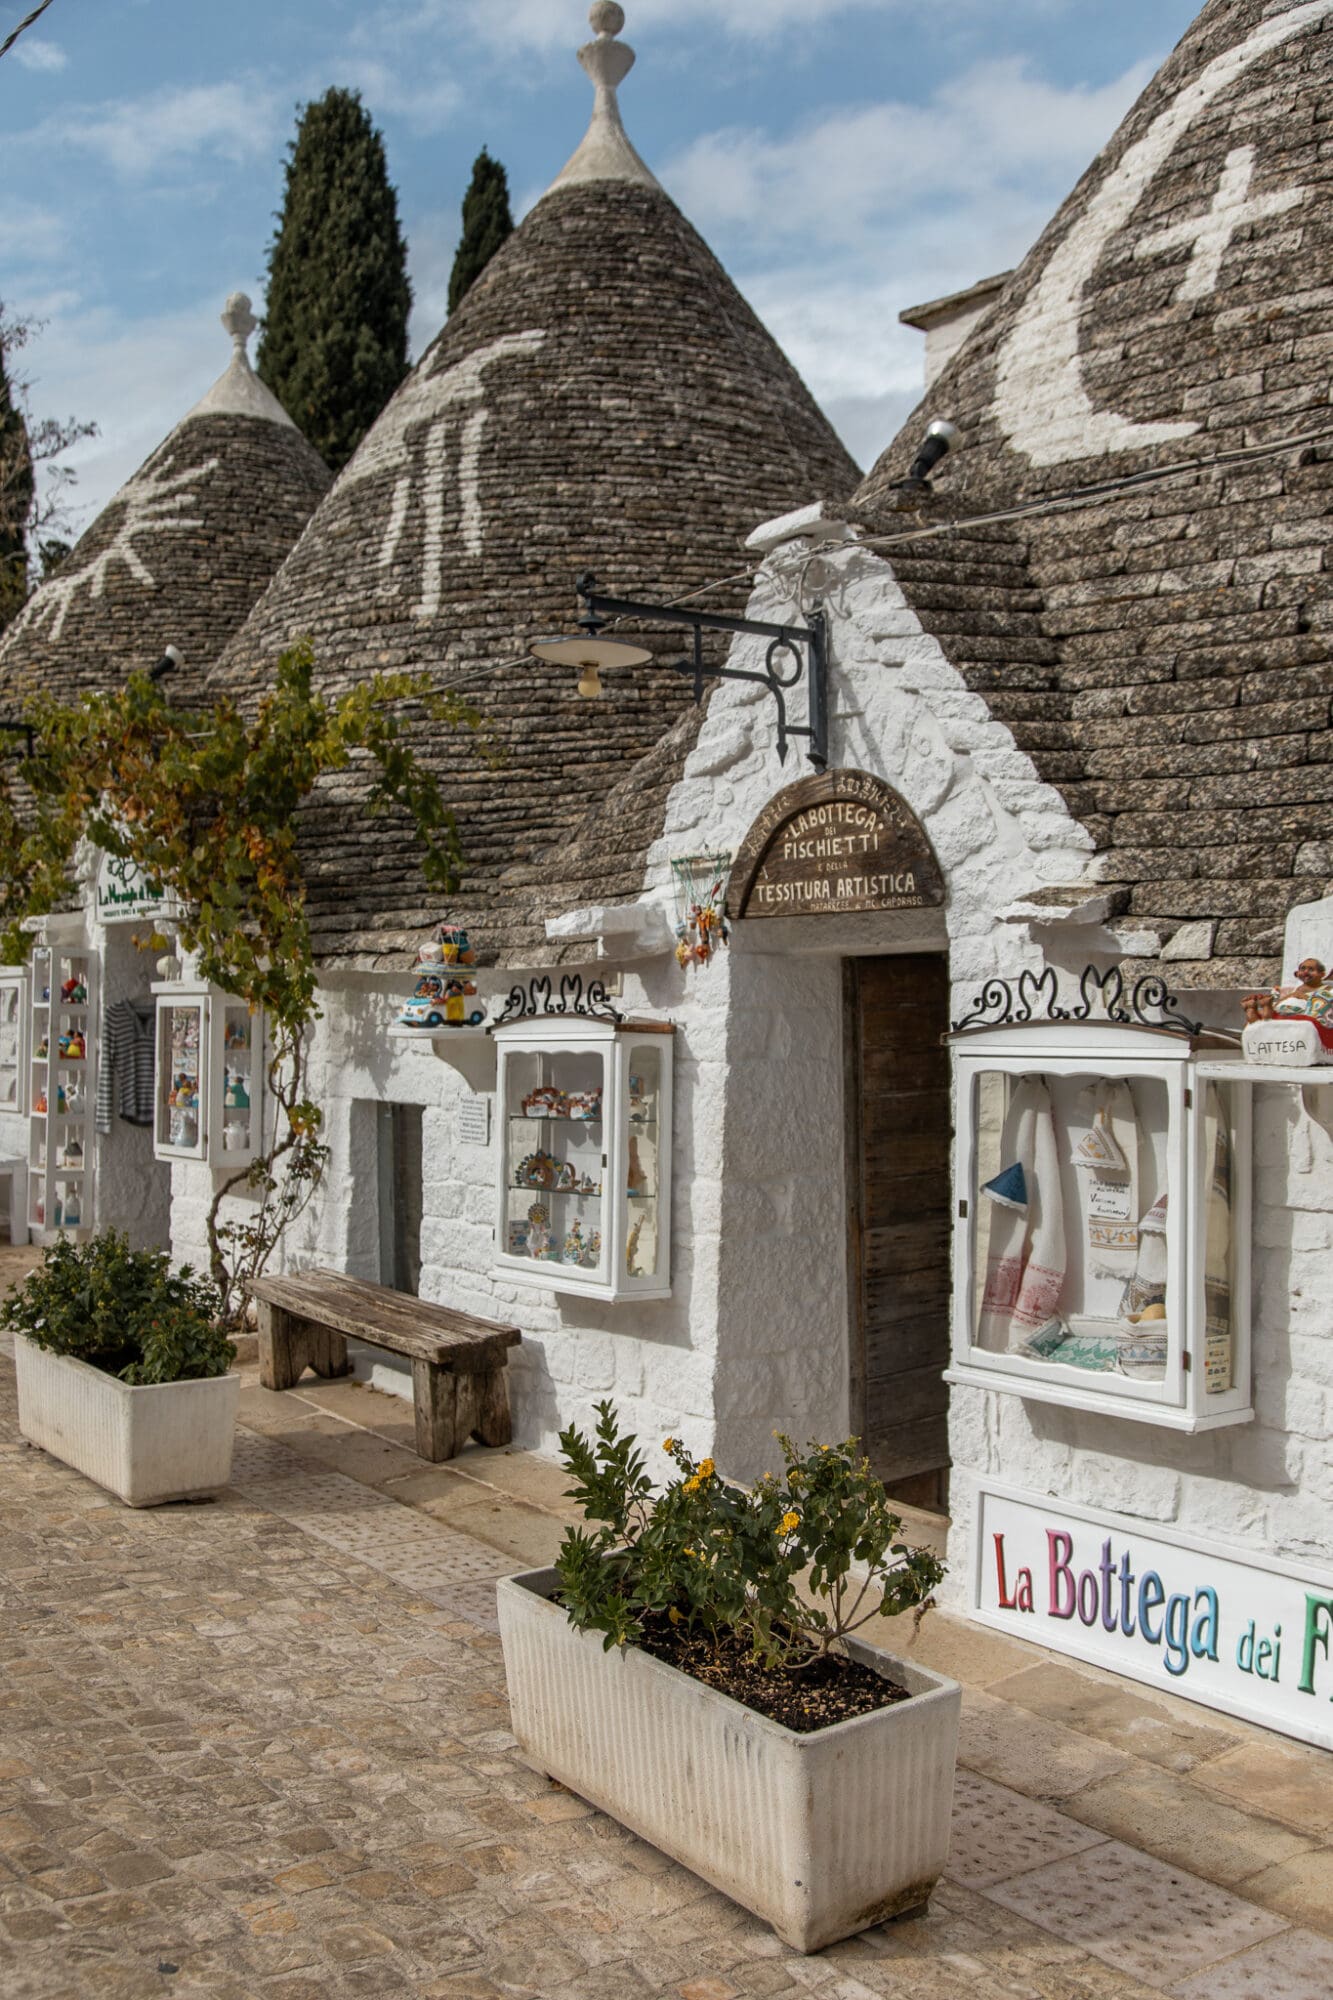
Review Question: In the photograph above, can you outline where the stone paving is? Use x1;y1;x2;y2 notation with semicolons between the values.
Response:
1;1349;1331;1999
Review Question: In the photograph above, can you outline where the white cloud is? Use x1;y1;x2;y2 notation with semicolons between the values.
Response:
12;36;67;72
375;0;1072;57
661;56;1155;251
30;79;285;179
0;200;67;264
336;55;462;135
652;52;1158;473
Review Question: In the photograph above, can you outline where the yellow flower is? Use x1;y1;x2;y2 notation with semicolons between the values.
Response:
699;1458;715;1479
683;1475;702;1494
668;1606;683;1625
683;1546;696;1557
781;1511;800;1534
663;1437;674;1452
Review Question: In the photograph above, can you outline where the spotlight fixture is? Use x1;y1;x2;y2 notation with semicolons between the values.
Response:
900;418;960;492
148;644;182;682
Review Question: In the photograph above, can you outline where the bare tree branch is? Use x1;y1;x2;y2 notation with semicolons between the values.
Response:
0;0;56;61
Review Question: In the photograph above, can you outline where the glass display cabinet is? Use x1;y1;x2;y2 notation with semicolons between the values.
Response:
27;945;96;1242
493;1017;673;1301
950;1023;1252;1431
153;982;261;1168
0;967;30;1115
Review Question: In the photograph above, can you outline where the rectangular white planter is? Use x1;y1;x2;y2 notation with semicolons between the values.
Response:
498;1565;961;1954
14;1334;239;1507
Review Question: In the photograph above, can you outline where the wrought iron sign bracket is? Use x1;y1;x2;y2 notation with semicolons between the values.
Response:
0;721;36;760
574;572;829;769
951;964;1205;1038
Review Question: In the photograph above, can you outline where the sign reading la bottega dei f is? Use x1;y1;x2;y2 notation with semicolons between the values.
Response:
727;770;945;921
974;1487;1333;1752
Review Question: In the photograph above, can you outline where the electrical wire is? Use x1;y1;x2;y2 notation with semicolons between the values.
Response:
0;0;55;61
407;418;1333;695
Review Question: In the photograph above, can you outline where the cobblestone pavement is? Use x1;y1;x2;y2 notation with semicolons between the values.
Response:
2;1353;1331;2000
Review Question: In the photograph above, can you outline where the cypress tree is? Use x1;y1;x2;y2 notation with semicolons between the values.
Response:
0;345;32;632
258;88;411;472
448;149;514;316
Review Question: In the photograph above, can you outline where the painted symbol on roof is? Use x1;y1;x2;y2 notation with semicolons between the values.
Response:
1134;145;1305;305
10;448;217;644
994;0;1331;468
341;329;547;621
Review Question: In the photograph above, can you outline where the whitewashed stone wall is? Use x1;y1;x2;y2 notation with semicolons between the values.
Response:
164;533;1332;1608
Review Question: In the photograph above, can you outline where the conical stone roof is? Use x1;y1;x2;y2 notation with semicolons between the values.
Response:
854;0;1333;988
214;6;859;966
0;295;331;708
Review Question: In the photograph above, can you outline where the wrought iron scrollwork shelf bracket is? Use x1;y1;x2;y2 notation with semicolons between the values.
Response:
492;974;623;1027
952;964;1202;1038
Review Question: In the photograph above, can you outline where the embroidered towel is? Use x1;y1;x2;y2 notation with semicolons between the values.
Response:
1120;1190;1168;1319
979;1076;1066;1348
1078;1081;1140;1281
1203;1085;1232;1392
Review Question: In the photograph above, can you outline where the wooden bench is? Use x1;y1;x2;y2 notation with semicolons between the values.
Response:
247;1269;521;1464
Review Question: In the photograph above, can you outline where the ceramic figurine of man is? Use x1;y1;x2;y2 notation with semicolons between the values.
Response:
1271;957;1331;1017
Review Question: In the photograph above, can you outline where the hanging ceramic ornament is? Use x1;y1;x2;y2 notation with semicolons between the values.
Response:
981;1162;1028;1211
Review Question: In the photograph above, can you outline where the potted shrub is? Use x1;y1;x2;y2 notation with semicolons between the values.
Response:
6;1232;239;1506
498;1405;959;1954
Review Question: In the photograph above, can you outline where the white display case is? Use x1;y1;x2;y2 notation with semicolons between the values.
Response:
153;982;261;1168
27;945;96;1242
493;1017;673;1301
950;1024;1252;1432
0;967;30;1115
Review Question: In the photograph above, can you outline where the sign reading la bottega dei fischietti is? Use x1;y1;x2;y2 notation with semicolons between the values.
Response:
726;770;945;921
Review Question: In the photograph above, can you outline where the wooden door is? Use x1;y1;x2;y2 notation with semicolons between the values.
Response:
846;955;951;1510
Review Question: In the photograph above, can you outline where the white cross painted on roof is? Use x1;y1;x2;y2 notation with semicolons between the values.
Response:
1133;145;1305;303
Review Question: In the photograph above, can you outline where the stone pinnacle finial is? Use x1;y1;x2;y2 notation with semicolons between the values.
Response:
222;292;258;366
546;1;660;195
183;291;296;430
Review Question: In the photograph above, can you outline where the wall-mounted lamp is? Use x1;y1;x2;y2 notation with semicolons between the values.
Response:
148;644;182;683
532;571;830;768
899;418;960;493
531;631;653;700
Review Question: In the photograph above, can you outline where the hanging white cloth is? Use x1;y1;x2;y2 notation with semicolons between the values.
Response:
1077;1081;1140;1281
1203;1086;1233;1392
979;1077;1066;1349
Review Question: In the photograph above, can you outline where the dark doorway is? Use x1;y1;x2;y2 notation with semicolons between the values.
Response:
845;954;952;1512
377;1103;423;1297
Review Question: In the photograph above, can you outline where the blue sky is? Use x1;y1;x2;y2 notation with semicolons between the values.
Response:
2;0;1200;535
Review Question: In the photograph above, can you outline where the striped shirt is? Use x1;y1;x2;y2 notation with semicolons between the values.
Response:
95;1001;156;1133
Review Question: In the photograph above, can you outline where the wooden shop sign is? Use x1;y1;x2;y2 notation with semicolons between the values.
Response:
727;770;944;921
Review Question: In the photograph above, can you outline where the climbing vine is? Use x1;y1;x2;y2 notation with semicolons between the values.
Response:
0;642;481;1324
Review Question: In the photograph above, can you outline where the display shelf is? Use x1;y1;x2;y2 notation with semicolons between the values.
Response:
152;983;263;1167
26;946;96;1242
511;1184;603;1198
951;1023;1252;1432
1194;1058;1333;1085
494;1017;673;1301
